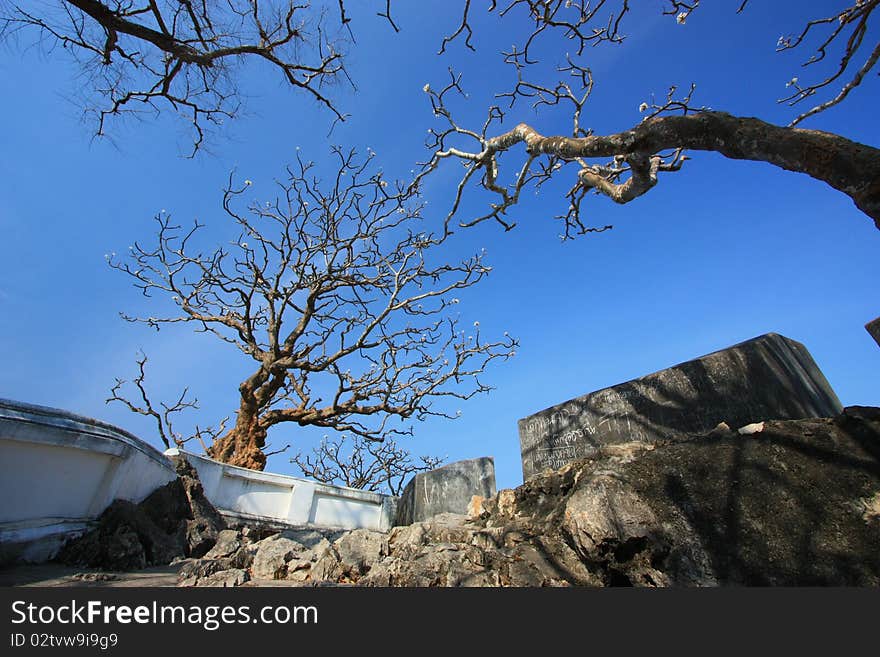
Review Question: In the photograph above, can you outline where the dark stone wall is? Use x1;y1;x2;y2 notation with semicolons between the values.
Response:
395;457;496;526
518;333;842;481
867;317;880;348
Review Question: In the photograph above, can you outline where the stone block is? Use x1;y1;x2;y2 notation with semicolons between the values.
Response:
395;457;496;526
518;333;842;480
866;317;880;348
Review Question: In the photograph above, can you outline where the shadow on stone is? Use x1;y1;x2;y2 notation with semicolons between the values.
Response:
56;457;225;570
518;333;842;480
395;457;496;526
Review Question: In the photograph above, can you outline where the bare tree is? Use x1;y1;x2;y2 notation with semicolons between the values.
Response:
0;1;397;153
424;1;880;232
9;1;877;203
109;146;517;471
292;434;443;495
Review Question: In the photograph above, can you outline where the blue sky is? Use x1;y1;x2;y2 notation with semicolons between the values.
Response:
1;1;877;491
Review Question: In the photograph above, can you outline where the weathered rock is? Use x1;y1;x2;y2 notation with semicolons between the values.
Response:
195;568;249;588
862;492;880;522
203;529;243;560
178;558;235;585
136;477;193;537
57;500;181;570
359;543;482;587
563;474;660;558
396;457;496;525
57;456;226;570
183;407;880;587
466;495;487;520
176;531;255;586
179;559;250;587
615;406;880;585
167;456;227;557
382;406;880;586
866;317;880;348
71;572;120;582
560;474;709;586
250;535;301;580
737;421;765;435
335;529;388;570
250;529;332;580
518;333;843;479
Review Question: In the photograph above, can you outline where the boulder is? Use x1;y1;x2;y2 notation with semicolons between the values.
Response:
866;317;880;348
57;500;182;570
203;529;243;560
518;333;843;479
334;529;388;575
370;406;880;586
396;457;496;525
194;569;249;588
166;455;226;557
177;407;880;587
177;529;255;586
57;454;226;570
250;529;333;580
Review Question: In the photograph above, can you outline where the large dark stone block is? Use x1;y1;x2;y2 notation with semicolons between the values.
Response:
518;333;842;481
395;457;496;526
866;317;880;348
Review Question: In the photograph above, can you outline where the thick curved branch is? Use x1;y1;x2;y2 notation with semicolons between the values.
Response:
436;111;880;231
65;0;206;63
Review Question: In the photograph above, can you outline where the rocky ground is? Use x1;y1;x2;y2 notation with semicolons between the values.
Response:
9;406;880;587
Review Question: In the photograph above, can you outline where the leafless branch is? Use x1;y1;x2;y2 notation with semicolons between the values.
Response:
292;434;442;495
0;1;397;154
775;0;880;125
417;61;880;233
415;67;702;238
422;1;880;234
441;1;631;62
105;350;216;450
437;1;878;128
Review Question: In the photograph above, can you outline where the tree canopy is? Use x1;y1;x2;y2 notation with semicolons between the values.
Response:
4;2;878;221
108;148;515;470
2;1;877;487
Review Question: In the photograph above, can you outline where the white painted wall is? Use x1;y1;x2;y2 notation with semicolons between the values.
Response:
0;398;400;564
0;398;178;563
167;449;397;532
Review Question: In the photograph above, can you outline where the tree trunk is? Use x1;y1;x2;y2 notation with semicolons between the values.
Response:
205;390;269;470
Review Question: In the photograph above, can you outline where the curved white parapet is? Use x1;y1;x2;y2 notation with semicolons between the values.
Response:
167;449;398;533
0;398;177;563
0;399;403;564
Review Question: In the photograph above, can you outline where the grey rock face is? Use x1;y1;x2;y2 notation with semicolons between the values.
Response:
518;333;842;480
395;457;496;525
333;529;389;577
180;407;880;587
195;568;249;587
867;317;880;348
57;500;182;571
249;529;337;581
203;529;243;560
57;456;227;570
168;456;227;557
